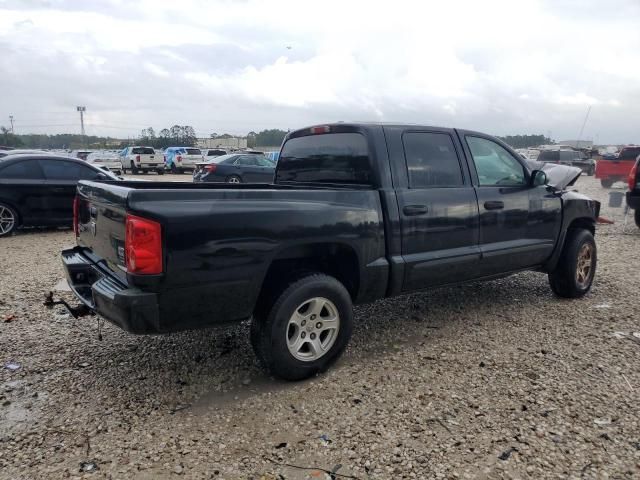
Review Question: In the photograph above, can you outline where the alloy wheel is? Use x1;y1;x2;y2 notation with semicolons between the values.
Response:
286;297;340;362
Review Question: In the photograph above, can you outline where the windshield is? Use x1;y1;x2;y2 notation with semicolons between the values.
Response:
207;154;237;164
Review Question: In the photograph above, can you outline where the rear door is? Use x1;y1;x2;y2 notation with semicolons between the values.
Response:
39;159;102;222
0;159;46;224
385;126;481;291
252;155;276;183
460;133;558;275
235;156;262;182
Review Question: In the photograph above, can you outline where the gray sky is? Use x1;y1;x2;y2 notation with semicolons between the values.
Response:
1;0;639;143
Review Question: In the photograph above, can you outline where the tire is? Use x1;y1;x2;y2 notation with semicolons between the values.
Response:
252;274;353;381
634;209;640;229
226;175;242;184
171;164;178;174
178;168;184;174
0;203;19;237
157;169;165;175
600;179;613;188
587;165;595;176
130;161;138;175
548;229;596;298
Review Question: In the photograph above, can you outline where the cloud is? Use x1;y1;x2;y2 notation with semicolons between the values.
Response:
0;0;639;143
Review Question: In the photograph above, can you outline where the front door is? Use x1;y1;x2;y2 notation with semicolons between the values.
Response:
0;159;46;224
461;134;556;276
392;129;481;291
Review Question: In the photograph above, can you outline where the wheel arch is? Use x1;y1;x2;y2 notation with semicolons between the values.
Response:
253;241;361;317
0;198;22;226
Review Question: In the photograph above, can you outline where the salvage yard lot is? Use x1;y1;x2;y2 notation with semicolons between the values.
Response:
1;176;639;478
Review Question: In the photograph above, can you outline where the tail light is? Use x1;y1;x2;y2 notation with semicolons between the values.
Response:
125;214;163;275
177;155;182;163
310;125;331;134
135;155;141;162
73;195;79;237
204;164;217;173
629;161;638;191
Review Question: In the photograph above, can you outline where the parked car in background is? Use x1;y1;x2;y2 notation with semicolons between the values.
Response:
0;149;47;158
537;149;596;175
86;151;122;174
192;153;276;183
204;149;228;158
625;155;640;228
164;147;204;173
60;123;600;380
71;150;93;161
119;146;164;175
0;154;118;236
595;146;640;187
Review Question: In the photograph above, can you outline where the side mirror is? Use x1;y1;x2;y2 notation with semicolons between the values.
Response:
531;169;547;187
95;172;109;180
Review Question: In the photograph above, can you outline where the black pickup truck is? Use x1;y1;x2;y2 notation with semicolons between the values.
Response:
60;123;600;380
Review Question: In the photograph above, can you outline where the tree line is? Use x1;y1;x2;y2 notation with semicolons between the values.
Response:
498;134;554;149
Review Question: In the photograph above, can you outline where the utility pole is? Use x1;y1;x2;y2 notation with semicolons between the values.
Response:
576;106;591;149
9;115;14;133
76;106;86;147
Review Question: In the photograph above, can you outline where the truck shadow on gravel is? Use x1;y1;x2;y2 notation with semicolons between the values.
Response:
53;271;558;418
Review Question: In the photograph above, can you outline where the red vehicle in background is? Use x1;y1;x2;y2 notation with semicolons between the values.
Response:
595;146;640;188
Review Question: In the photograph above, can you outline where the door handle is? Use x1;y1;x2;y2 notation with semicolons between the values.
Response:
403;204;429;216
484;201;504;210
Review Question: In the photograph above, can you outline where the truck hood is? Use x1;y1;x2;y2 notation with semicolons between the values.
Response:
533;162;583;190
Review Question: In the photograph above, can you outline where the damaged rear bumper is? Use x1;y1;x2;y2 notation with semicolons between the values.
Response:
61;247;161;334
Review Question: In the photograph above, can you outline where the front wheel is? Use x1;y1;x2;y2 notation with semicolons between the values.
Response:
157;169;165;175
548;229;596;298
587;165;595;176
226;175;241;184
0;203;19;237
634;209;640;229
251;274;353;381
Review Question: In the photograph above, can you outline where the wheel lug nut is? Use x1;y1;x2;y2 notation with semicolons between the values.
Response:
316;322;322;329
310;314;316;320
301;320;306;326
310;333;316;340
301;332;306;338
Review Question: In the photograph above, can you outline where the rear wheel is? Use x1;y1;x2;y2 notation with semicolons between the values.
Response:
251;274;353;380
634;209;640;229
587;164;595;176
157;169;165;175
549;229;596;298
600;179;613;188
0;203;18;237
226;175;241;184
130;161;138;175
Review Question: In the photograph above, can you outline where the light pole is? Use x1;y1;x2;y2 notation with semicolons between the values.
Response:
9;115;14;134
76;106;86;146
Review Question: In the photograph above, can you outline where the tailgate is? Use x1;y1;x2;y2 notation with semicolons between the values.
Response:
139;154;159;164
76;181;130;280
596;159;634;177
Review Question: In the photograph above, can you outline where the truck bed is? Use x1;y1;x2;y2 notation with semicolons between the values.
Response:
72;180;388;333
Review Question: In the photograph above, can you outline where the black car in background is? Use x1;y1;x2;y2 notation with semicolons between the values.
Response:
537;149;596;175
193;153;275;184
0;154;118;236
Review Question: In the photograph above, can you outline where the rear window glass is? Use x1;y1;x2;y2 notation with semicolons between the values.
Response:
185;148;201;155
207;149;226;156
131;147;155;154
278;133;370;184
0;159;43;179
619;148;640;160
537;150;559;162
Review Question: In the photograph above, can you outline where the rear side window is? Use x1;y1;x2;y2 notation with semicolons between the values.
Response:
40;160;99;180
186;148;201;155
0;160;44;179
278;133;370;184
131;147;155;155
402;132;463;188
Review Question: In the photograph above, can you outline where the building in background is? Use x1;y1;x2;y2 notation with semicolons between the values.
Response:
558;140;594;149
197;137;247;149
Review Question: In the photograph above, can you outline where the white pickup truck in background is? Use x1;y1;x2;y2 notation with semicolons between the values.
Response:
119;146;165;175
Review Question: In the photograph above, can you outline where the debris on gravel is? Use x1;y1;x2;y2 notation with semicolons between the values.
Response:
1;176;639;478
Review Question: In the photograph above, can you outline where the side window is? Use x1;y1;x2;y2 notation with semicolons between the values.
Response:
402;132;463;188
40;160;87;180
0;160;44;179
466;136;526;186
237;157;255;166
77;165;101;180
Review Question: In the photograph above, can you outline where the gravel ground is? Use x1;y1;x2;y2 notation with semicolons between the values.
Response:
1;175;639;479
